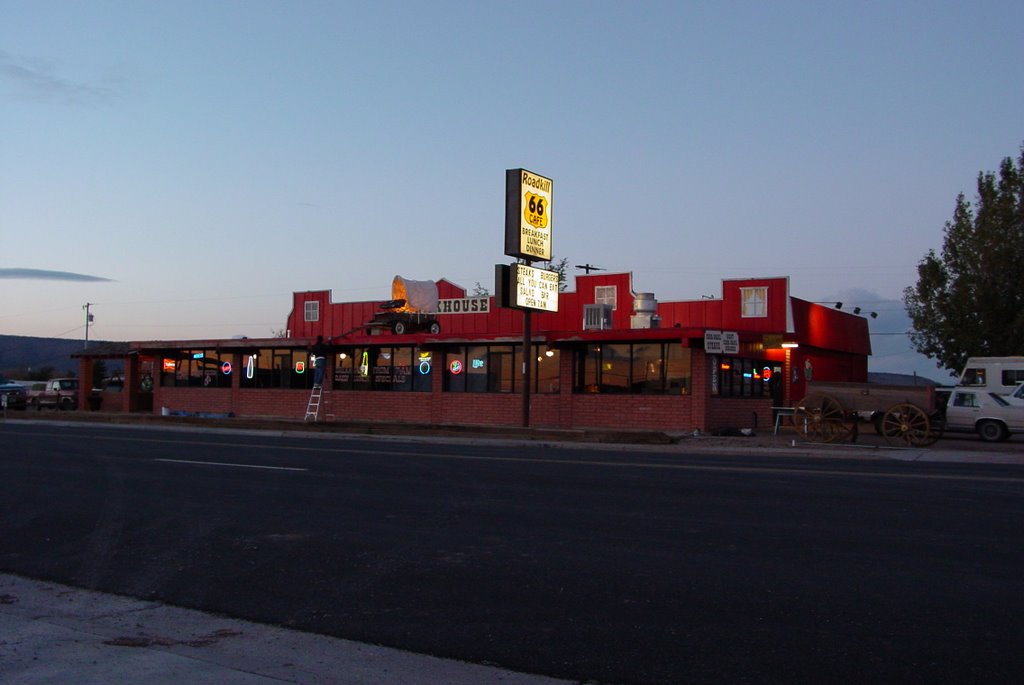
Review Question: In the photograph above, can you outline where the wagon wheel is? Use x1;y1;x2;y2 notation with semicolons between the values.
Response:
794;393;850;443
879;403;935;447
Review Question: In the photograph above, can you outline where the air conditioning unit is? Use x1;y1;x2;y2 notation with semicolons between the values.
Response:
583;304;613;330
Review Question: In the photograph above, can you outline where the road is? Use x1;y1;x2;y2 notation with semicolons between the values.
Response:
2;422;1023;684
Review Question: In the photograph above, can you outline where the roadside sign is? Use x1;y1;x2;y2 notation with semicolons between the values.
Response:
504;168;552;261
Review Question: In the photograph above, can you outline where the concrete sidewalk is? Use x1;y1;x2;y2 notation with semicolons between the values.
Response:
0;574;569;685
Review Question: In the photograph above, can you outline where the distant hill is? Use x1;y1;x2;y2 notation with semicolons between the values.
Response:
867;372;944;386
0;335;101;378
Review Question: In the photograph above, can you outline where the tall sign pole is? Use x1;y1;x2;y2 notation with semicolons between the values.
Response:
83;303;93;349
502;169;556;428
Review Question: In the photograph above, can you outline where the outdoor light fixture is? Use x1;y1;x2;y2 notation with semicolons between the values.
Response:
870;312;878;319
781;342;799;349
853;307;861;314
834;302;843;309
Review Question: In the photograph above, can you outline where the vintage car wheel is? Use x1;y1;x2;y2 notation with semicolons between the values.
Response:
428;322;441;334
977;419;1008;443
392;321;407;335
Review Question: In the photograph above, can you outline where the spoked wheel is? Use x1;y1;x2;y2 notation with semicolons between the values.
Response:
879;403;935;447
794;393;850;443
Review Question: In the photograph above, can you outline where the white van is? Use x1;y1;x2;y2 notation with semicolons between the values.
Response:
957;357;1024;395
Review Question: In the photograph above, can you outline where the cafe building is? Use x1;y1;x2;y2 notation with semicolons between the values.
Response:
74;272;870;433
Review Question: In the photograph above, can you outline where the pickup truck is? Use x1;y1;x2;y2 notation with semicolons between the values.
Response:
0;375;28;410
29;378;80;410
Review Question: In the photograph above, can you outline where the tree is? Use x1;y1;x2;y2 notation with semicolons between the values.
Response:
903;144;1024;373
91;360;108;388
541;256;570;292
471;281;490;297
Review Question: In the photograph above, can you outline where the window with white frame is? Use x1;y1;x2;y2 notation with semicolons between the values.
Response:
740;287;768;318
304;301;320;322
594;285;617;309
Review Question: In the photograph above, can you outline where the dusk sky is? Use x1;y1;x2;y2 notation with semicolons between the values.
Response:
2;1;1021;381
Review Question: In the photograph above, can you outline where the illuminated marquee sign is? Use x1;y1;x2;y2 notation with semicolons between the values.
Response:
504;168;552;261
494;263;560;313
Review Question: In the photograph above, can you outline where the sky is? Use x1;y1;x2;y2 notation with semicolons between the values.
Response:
2;1;1021;382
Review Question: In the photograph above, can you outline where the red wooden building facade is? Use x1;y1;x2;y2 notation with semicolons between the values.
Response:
76;273;870;433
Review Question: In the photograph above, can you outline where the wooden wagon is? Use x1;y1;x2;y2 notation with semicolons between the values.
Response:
794;381;944;447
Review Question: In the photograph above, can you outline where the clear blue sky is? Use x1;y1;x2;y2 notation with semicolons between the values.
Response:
2;1;1021;380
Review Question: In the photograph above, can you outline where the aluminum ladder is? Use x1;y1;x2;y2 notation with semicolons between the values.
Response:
304;385;323;422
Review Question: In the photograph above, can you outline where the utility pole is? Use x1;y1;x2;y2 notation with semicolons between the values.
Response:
575;263;604;274
83;303;94;349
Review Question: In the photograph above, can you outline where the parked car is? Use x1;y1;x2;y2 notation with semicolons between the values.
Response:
944;388;1024;442
0;375;28;410
29;378;80;410
1004;382;1024;406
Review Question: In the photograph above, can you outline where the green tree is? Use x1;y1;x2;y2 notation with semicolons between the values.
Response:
91;360;108;389
903;144;1024;373
542;256;570;292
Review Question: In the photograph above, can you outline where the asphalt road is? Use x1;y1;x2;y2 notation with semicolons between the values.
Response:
2;422;1023;684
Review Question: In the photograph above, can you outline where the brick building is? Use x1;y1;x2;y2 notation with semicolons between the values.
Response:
75;272;870;433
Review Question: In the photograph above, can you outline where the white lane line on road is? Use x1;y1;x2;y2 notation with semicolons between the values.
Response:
144;446;1024;484
12;428;1022;483
154;458;308;472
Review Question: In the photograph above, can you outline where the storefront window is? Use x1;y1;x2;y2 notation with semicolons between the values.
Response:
465;345;488;393
631;343;663;394
160;349;231;388
332;346;429;391
573;343;691;395
444;344;559;393
413;349;434;392
445;347;467;392
666;345;690;394
714;357;777;399
238;348;313;389
535;348;560;393
488;345;514;393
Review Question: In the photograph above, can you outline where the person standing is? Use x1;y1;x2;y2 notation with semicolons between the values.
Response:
310;335;328;388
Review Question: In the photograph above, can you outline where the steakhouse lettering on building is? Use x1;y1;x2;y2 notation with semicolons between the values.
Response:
436;297;490;314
